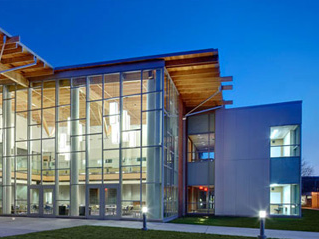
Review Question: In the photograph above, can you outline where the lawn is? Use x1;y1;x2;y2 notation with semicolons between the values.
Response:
172;209;319;232
3;226;262;239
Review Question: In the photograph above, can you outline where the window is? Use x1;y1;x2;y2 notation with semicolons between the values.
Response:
270;125;300;158
187;113;215;162
187;186;214;214
270;184;300;216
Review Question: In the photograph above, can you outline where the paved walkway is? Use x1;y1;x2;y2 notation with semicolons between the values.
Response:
0;216;318;239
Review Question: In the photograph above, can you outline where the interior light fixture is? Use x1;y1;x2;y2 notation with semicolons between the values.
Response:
270;183;279;187
270;129;278;139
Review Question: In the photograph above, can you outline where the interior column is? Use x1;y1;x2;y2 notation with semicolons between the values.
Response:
70;87;80;216
2;86;13;214
146;70;161;219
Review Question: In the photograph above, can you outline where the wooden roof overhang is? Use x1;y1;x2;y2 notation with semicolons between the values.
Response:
0;28;54;87
52;49;233;112
163;49;233;111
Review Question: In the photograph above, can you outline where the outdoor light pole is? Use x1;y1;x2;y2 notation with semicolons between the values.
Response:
142;207;148;231
258;211;267;239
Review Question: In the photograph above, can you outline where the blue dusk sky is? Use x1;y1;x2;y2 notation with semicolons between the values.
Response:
1;0;318;173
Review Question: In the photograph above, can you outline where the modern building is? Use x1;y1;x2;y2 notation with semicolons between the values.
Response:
0;28;301;221
302;177;319;208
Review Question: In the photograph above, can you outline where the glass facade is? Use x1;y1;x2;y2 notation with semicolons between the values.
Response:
270;125;301;158
0;66;179;220
163;70;179;219
270;184;300;216
186;113;215;214
187;113;215;162
270;125;301;216
187;186;214;214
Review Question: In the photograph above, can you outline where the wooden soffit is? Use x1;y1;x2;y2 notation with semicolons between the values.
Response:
0;28;54;87
164;50;233;109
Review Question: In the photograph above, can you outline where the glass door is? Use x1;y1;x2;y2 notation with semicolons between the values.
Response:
28;185;55;217
43;186;55;216
87;184;120;219
87;185;101;218
103;185;119;219
29;186;40;215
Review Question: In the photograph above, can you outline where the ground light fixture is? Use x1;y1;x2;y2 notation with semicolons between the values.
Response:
142;206;148;231
258;210;267;239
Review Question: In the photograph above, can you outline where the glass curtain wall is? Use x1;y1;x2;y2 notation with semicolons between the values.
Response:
0;66;167;220
0;86;3;213
269;125;301;216
163;70;179;219
186;113;215;214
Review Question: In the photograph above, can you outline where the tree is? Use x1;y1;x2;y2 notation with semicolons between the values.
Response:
301;159;314;177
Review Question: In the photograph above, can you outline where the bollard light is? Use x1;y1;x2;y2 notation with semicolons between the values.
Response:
258;210;267;239
259;210;266;219
142;206;148;231
142;206;148;213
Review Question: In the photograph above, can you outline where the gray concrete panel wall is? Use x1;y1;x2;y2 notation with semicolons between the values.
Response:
187;161;214;186
215;101;302;216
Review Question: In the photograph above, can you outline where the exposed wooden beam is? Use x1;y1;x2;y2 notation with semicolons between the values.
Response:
0;79;14;85
220;76;233;82
20;61;45;71
2;45;23;56
173;76;232;84
0;74;7;80
6;36;20;44
0;36;20;48
165;55;219;68
1;43;17;51
24;68;54;78
180;92;222;98
1;54;34;64
184;100;232;108
168;68;220;78
0;63;29;87
222;100;233;105
221;85;233;90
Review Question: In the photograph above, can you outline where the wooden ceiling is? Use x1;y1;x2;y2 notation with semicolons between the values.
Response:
0;28;54;87
163;50;232;109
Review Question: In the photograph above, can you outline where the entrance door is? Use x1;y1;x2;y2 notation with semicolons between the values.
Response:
29;185;55;217
87;184;120;219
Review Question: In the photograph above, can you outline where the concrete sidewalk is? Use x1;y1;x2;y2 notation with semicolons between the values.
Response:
0;216;318;239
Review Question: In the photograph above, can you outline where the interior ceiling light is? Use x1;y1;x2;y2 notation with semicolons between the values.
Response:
270;129;278;139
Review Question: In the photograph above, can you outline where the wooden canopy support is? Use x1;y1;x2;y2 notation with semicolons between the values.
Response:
165;55;219;68
221;85;233;91
0;63;29;87
164;50;232;109
0;28;54;86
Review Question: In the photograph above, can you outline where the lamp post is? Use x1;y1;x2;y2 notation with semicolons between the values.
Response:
258;210;267;239
142;206;148;231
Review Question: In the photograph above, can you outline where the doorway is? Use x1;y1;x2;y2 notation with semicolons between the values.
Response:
29;185;55;217
86;184;120;219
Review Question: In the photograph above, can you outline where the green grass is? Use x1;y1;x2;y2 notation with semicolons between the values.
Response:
172;209;319;232
4;226;260;239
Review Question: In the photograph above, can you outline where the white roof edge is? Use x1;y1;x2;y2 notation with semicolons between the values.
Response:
0;27;54;69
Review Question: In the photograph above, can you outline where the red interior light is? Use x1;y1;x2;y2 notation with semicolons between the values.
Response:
204;187;208;191
199;186;203;190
